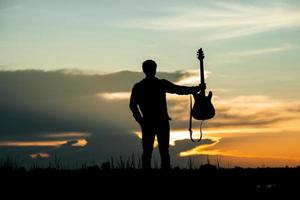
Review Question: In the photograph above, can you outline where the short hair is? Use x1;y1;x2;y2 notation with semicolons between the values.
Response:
142;60;157;74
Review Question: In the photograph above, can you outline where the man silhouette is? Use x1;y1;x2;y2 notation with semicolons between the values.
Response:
130;60;205;170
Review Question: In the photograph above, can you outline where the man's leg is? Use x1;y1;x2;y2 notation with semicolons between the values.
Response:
157;120;170;170
142;126;155;170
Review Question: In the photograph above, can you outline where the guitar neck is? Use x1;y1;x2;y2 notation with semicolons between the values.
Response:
200;59;205;84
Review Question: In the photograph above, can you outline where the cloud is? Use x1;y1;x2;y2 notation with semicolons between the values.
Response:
180;136;221;157
0;130;90;158
0;140;68;147
97;92;131;101
169;94;300;130
97;69;204;101
95;70;300;132
178;130;300;167
214;95;300;125
174;70;210;85
30;153;50;159
0;69;188;164
42;132;91;139
0;69;146;135
135;130;218;147
224;44;296;59
1;69;299;167
0;69;186;134
144;89;300;141
123;2;300;41
71;139;88;147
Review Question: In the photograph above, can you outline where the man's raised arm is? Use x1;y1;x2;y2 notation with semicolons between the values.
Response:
162;79;204;95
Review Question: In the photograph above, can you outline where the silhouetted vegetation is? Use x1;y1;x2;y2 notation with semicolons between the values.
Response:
0;156;299;195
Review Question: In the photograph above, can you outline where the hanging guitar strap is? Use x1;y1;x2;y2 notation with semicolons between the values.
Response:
189;95;203;142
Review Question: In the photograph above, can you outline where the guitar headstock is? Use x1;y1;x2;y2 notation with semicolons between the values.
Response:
197;48;204;61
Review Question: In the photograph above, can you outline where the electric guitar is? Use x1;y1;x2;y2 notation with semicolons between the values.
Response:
189;49;215;142
191;48;215;120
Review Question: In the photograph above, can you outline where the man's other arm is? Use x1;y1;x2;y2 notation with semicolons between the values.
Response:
129;85;143;125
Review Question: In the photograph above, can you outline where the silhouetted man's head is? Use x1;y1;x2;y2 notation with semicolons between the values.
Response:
142;60;157;78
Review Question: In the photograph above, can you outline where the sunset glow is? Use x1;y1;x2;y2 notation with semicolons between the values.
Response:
135;124;300;167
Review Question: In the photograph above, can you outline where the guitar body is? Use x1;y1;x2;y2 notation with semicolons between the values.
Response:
192;91;215;120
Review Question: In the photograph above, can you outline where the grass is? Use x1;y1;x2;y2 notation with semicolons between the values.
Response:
0;155;299;195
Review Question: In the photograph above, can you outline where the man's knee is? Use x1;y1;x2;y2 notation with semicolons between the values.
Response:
160;151;170;159
158;144;169;154
142;150;152;158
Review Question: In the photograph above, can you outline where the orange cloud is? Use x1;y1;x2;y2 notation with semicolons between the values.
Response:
42;132;91;138
0;140;68;147
30;153;51;159
71;139;88;147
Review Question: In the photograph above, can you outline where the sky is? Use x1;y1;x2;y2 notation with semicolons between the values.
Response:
0;0;300;168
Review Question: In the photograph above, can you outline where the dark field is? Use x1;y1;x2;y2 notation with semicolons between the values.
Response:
1;160;300;197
